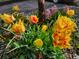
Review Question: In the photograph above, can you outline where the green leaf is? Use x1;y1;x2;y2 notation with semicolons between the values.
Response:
76;44;79;48
19;55;25;59
13;42;20;47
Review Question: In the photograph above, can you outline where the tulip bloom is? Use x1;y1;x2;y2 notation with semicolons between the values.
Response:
34;39;43;48
11;20;25;34
29;15;38;24
52;16;77;49
42;25;48;31
67;9;75;16
0;13;15;24
12;5;20;11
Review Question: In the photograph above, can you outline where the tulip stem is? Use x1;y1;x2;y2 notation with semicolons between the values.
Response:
6;45;31;54
5;36;15;49
7;24;11;29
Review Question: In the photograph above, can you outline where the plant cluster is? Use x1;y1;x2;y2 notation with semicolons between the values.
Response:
0;5;77;59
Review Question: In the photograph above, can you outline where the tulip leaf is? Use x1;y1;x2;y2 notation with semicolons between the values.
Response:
19;55;25;59
13;42;20;47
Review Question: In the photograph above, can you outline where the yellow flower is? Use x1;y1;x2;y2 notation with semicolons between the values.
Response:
53;36;71;49
34;39;43;48
11;19;25;34
53;16;76;33
0;13;15;24
42;25;48;31
52;16;77;49
29;15;38;24
12;5;20;11
67;9;75;16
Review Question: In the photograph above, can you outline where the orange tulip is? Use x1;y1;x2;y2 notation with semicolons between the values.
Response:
29;15;38;24
53;40;59;47
52;33;59;40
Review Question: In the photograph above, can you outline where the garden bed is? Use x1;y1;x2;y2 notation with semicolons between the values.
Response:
0;1;79;59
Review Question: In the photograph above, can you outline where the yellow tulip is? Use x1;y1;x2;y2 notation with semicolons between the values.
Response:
0;13;15;24
52;16;77;49
53;16;76;33
42;25;48;31
11;19;25;34
34;39;43;48
67;9;75;16
12;5;20;11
